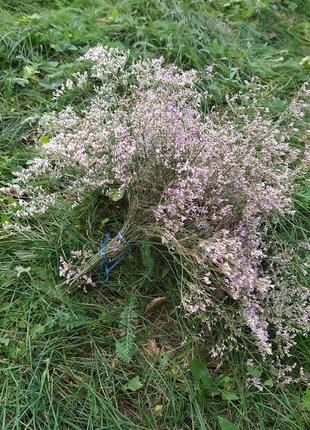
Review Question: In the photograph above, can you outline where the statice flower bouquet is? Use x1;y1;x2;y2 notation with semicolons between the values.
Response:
3;45;309;363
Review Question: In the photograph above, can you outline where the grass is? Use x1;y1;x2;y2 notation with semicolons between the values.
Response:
0;0;310;428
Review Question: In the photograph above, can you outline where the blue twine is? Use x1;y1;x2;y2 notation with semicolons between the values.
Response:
99;232;131;282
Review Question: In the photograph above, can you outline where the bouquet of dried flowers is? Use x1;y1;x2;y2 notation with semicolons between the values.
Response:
3;45;309;364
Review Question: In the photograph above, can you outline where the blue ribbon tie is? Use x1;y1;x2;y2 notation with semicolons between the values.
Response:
99;232;130;282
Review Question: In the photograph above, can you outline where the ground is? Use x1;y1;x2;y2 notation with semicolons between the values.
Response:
0;0;310;429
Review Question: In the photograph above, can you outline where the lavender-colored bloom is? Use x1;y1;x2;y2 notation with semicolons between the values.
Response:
2;45;309;366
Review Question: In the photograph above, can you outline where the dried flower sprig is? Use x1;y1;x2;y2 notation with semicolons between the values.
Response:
2;45;309;363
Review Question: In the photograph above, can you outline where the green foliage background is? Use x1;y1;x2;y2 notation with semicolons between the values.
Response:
0;0;309;428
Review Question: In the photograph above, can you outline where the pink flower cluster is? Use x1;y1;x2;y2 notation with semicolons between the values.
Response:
2;45;309;360
59;250;95;291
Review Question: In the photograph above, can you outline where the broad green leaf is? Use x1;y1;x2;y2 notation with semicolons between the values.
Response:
0;338;10;346
190;358;212;388
106;188;124;202
299;56;310;68
39;135;50;144
304;389;310;409
47;61;59;68
50;42;78;53
224;0;242;7
39;81;64;90
115;298;137;363
99;218;109;229
263;378;274;387
209;388;221;397
5;196;15;205
111;8;120;19
15;265;31;278
216;374;232;387
141;240;155;274
115;339;137;363
218;416;238;430
33;324;46;335
23;65;39;80
13;78;29;87
222;391;239;401
22;13;40;21
1;214;9;224
125;376;143;392
14;250;38;260
159;353;169;369
247;365;263;379
154;404;163;415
